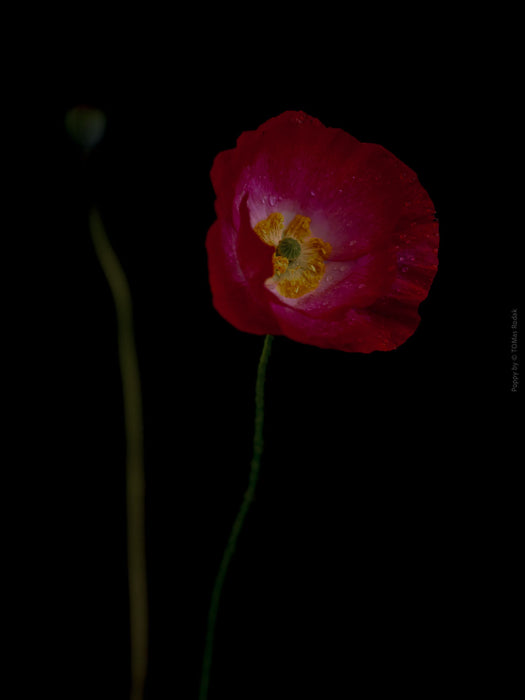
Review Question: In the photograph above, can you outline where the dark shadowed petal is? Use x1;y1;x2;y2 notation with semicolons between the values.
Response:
206;219;280;335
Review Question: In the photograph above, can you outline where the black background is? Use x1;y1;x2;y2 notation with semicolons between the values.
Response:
28;14;520;700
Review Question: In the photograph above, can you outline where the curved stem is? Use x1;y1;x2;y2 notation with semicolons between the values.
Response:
199;334;274;700
89;206;148;700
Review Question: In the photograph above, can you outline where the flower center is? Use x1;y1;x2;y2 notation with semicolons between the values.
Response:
276;237;301;261
253;212;332;299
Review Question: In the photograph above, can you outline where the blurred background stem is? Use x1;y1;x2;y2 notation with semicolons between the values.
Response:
89;206;148;700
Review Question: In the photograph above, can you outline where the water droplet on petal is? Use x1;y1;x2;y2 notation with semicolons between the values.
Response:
268;195;277;207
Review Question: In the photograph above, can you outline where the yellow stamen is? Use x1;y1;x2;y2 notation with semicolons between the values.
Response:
284;215;312;241
272;253;289;275
253;212;284;247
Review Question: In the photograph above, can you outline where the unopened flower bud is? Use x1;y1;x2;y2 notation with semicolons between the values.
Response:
65;105;107;151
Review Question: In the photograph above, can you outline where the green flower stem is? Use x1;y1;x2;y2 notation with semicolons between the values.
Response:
199;334;274;700
89;207;148;700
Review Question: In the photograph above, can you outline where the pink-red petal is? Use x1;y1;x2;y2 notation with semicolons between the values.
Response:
207;111;439;352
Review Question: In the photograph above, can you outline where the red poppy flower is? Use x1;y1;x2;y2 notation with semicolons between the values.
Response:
206;111;439;352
